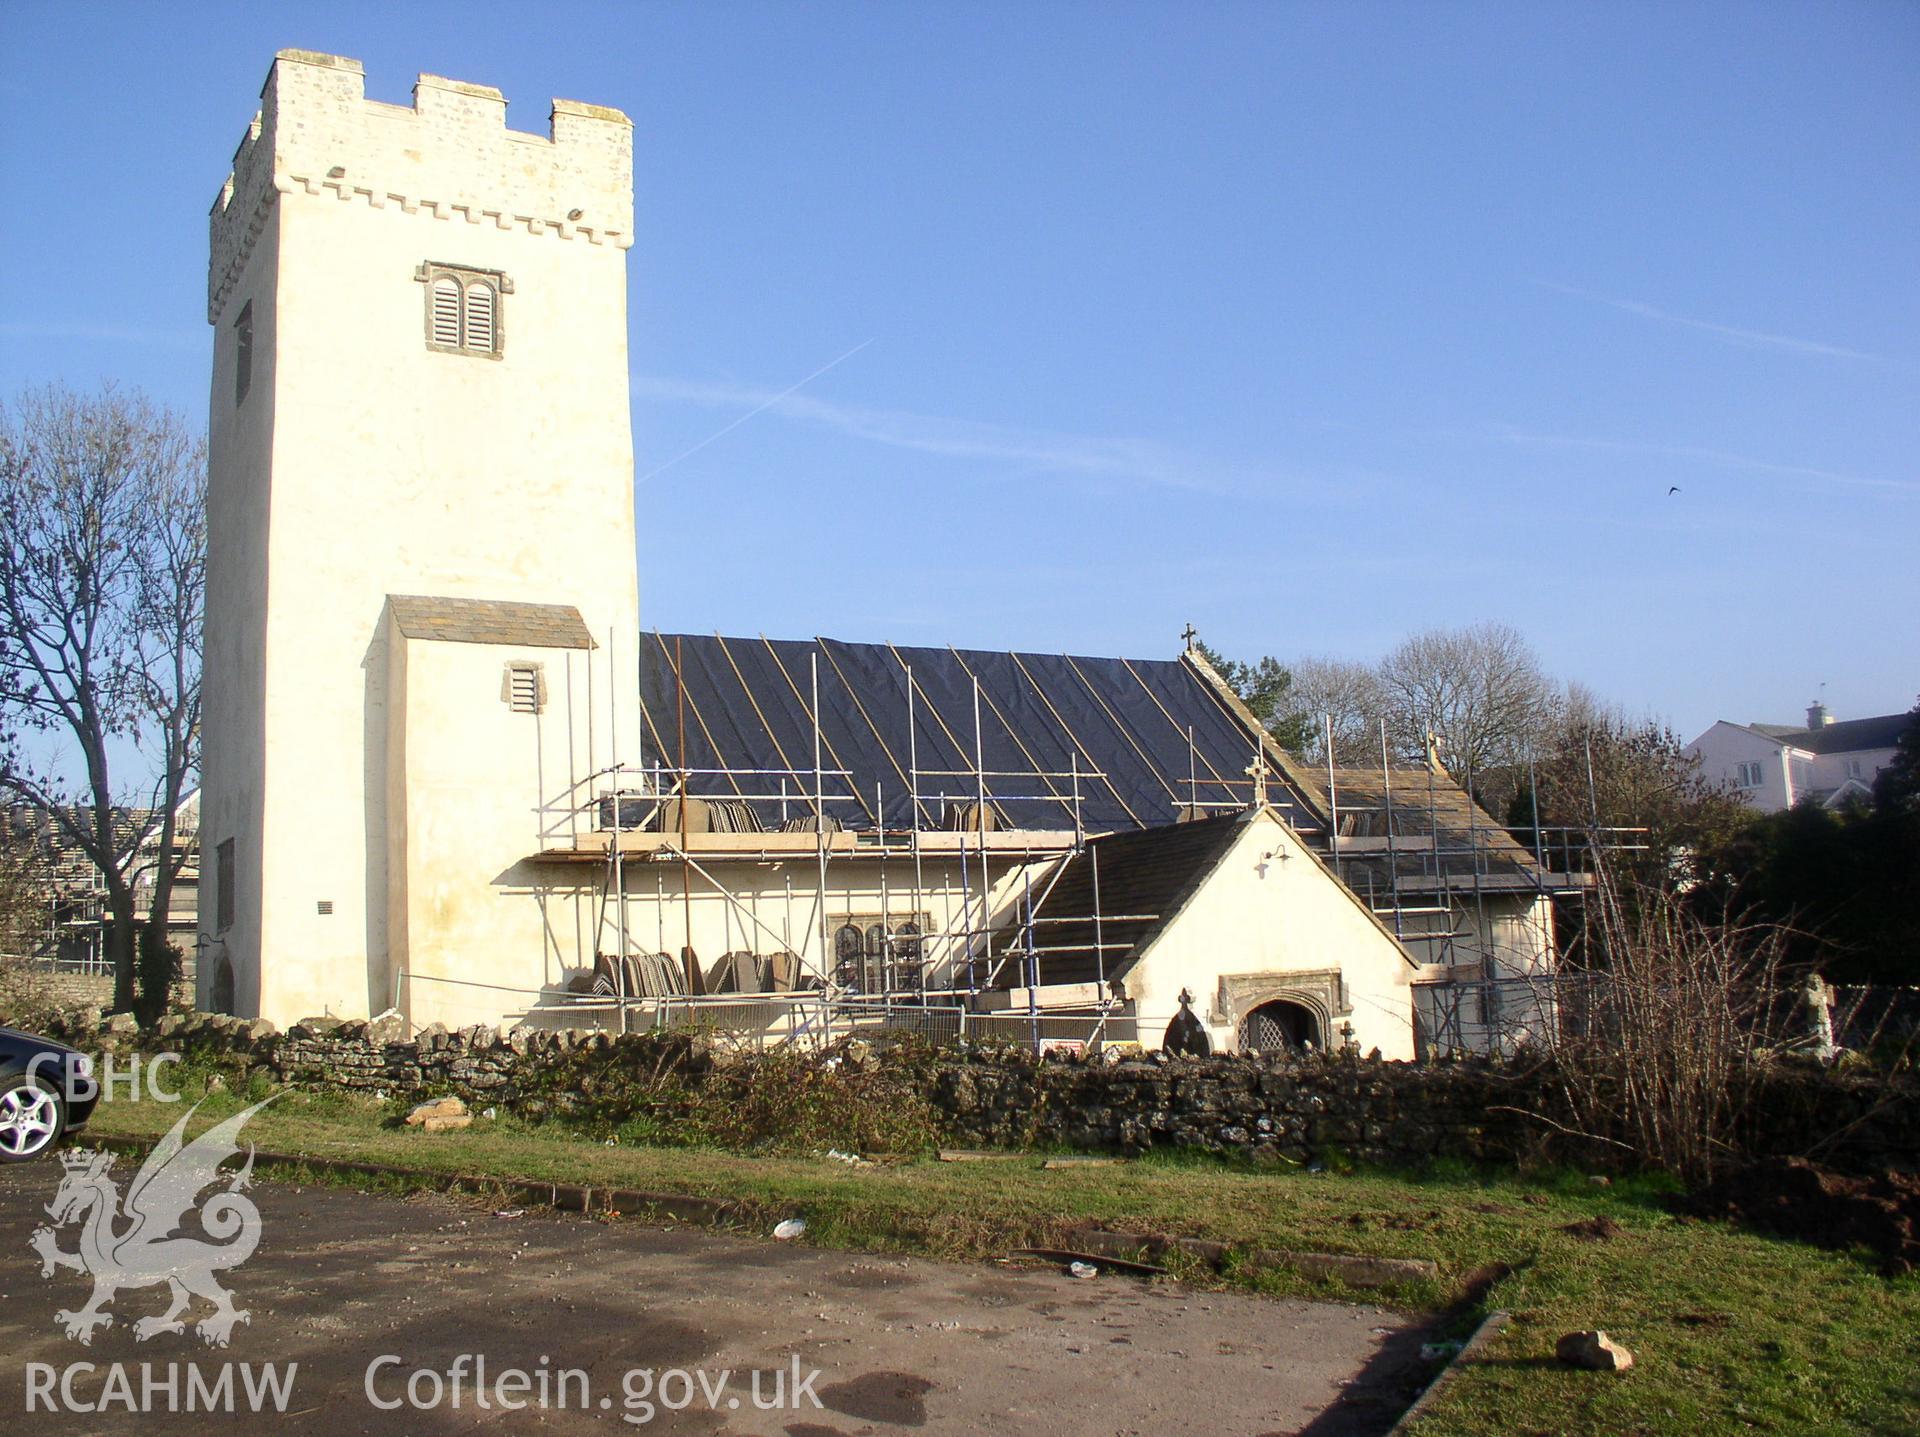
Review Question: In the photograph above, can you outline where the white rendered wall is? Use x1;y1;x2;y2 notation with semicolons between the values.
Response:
200;51;640;1023
198;200;282;1016
1125;813;1420;1059
1687;722;1795;812
1806;746;1899;799
387;630;609;1030
401;840;1051;1032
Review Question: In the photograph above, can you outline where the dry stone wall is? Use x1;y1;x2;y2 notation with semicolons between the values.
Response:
34;1008;1919;1176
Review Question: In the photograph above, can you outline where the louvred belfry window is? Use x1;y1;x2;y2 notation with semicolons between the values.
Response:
463;281;495;352
417;262;509;357
431;277;462;348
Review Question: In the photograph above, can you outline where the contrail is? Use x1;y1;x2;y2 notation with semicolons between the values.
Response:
637;337;876;483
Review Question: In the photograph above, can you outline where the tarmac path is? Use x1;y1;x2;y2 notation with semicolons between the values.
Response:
0;1160;1426;1435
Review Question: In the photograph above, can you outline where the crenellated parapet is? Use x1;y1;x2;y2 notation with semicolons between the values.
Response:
208;49;633;323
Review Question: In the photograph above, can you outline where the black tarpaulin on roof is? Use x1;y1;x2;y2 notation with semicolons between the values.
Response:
635;634;1319;834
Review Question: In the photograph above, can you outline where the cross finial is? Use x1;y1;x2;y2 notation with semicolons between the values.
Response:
1245;751;1271;809
1181;622;1198;651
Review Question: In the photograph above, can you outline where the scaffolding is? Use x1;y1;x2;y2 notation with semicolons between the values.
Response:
500;633;1645;1059
1311;736;1649;1058
532;647;1133;1038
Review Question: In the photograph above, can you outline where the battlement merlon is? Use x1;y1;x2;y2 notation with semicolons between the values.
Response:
208;50;634;322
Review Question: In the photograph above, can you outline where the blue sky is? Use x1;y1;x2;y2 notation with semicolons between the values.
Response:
3;1;1915;739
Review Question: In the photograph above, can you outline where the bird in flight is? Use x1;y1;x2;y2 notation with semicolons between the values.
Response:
1668;486;1681;496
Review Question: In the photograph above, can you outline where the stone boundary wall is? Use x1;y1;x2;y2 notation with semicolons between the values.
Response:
33;972;117;1009
38;1008;1919;1176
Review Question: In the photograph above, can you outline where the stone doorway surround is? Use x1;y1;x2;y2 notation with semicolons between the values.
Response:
1214;968;1351;1045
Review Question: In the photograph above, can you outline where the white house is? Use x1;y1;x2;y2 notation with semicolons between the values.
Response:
1687;703;1911;812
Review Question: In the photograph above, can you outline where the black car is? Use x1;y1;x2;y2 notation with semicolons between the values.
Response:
0;1027;98;1162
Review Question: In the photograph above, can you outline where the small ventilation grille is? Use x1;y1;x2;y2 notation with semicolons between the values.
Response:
505;663;543;714
316;900;334;916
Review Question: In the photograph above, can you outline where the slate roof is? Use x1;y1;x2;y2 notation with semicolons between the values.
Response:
987;812;1250;990
634;635;1541;901
388;595;595;649
1751;713;1913;756
1;804;148;877
1321;767;1555;893
637;634;1323;834
0;800;197;897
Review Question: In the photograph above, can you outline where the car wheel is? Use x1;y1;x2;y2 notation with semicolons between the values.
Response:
0;1074;66;1163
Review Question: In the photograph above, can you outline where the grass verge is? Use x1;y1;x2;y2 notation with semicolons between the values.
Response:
73;1083;1920;1437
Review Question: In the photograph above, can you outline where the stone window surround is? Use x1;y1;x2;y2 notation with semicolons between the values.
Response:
414;260;513;358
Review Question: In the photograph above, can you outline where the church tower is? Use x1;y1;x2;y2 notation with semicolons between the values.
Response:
200;52;640;1022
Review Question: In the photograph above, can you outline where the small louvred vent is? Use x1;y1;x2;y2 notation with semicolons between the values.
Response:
505;663;543;714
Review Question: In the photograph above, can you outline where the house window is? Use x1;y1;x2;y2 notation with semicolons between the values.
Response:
1845;759;1864;780
215;838;236;933
416;261;509;357
1736;761;1764;788
502;662;544;714
234;301;253;404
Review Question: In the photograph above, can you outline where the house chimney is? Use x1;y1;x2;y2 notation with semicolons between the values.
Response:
1806;700;1833;730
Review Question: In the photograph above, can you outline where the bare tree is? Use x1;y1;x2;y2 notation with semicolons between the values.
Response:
0;385;204;1019
1527;861;1798;1187
1512;695;1748;879
1190;639;1314;753
1273;656;1388;766
1375;621;1552;790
